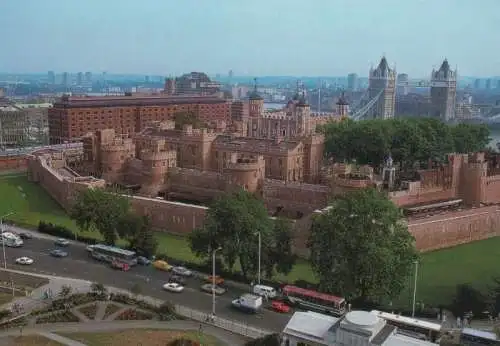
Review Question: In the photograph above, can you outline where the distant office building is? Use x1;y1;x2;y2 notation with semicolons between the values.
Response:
397;73;409;96
497;80;500;89
0;101;29;149
145;76;150;83
228;69;233;79
430;59;457;121
47;71;56;84
164;72;221;96
347;73;358;91
76;72;83;85
16;103;51;145
62;72;69;86
368;57;396;119
474;79;481;89
84;72;92;83
486;79;492;90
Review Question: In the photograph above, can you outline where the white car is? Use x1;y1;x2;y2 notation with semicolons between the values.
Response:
162;282;184;293
172;266;193;277
15;257;34;265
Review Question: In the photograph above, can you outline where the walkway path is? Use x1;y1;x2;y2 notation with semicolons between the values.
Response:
0;320;248;345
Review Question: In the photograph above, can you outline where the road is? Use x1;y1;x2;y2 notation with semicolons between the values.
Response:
1;234;290;332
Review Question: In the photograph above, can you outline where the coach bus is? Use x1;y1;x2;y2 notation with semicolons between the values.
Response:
460;328;500;345
281;285;346;316
88;244;138;266
371;310;442;342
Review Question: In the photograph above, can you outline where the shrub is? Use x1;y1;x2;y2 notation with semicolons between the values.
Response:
115;309;153;321
245;333;281;346
168;339;200;346
37;221;97;245
36;311;79;324
0;309;12;320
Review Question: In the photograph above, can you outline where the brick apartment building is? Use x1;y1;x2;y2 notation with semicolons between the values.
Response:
48;94;231;144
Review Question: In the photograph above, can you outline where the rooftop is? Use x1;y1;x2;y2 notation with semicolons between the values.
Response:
283;311;339;342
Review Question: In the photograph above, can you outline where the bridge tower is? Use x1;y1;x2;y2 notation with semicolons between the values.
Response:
430;59;457;121
368;56;396;119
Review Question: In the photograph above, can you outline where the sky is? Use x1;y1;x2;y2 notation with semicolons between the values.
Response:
1;0;499;78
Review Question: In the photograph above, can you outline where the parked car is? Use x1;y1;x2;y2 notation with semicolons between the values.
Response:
153;260;172;271
110;260;130;271
86;245;95;252
163;282;184;293
50;249;68;258
205;275;224;285
15;257;34;265
19;232;32;240
172;266;192;277
201;283;226;295
271;300;291;313
54;238;70;247
137;256;151;265
169;275;186;285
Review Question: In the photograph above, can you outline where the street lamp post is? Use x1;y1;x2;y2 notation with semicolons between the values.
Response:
412;260;419;317
255;232;261;285
212;247;222;318
1;212;15;297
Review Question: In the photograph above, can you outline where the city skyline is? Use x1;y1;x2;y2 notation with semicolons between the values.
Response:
0;0;499;77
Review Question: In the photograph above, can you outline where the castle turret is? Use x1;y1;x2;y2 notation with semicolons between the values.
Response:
248;78;264;118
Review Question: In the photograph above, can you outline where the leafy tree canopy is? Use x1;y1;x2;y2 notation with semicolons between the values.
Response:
321;117;490;168
308;188;418;303
245;333;281;346
71;188;131;245
118;213;158;257
189;189;296;279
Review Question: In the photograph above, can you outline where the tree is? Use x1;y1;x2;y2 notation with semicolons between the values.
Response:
245;333;281;346
58;285;72;299
90;282;107;297
118;213;158;257
264;218;296;278
71;188;130;245
449;284;486;318
189;189;294;279
308;188;418;304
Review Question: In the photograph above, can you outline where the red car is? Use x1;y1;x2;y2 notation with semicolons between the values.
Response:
272;300;290;313
111;260;130;271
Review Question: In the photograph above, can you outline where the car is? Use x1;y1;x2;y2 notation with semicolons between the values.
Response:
54;238;70;247
110;260;130;271
137;256;151;265
86;245;95;252
15;257;34;265
153;260;172;271
205;275;224;285
200;283;226;295
172;266;192;277
50;249;68;258
168;275;186;285
163;282;184;293
271;300;291;313
19;232;32;240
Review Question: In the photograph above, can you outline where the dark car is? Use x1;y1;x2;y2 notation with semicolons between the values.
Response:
169;275;186;285
19;233;33;240
137;256;151;265
50;249;68;258
54;238;70;247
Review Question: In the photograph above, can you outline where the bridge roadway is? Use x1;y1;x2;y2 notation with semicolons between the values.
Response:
2;236;290;333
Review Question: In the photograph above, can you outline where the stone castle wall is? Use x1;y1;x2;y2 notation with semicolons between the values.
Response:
0;155;28;172
25;151;500;255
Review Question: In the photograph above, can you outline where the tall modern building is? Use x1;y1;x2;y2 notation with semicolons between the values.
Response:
76;72;83;85
474;79;481;89
430;59;457;121
347;73;358;91
497;80;500;90
368;57;396;119
396;73;409;96
84;72;92;83
47;71;55;84
486;79;492;90
62;72;69;87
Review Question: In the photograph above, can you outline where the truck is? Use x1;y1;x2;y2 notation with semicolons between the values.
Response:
231;294;263;313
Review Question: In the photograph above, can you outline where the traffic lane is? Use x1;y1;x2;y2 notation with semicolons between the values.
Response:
12;238;253;296
4;245;290;332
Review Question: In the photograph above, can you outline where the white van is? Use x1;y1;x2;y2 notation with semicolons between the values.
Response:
252;284;277;299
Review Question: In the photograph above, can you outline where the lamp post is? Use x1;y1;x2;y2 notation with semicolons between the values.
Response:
412;260;419;317
212;246;222;318
1;212;15;297
254;232;261;285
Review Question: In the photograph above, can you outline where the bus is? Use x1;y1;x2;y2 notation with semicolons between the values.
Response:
0;232;23;247
88;244;137;266
281;285;346;316
371;310;442;342
460;328;500;345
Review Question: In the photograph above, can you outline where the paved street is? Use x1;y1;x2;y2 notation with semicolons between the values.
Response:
0;229;290;333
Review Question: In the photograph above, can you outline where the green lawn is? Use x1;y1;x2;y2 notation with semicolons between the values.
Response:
2;175;500;309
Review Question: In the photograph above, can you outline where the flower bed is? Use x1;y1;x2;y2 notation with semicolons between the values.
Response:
115;309;153;321
0;317;27;330
103;303;122;320
78;303;97;320
36;311;80;324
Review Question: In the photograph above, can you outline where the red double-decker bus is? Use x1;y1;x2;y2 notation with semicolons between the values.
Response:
281;285;346;316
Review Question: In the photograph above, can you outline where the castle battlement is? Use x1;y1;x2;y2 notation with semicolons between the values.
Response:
262;112;287;120
226;156;264;171
139;149;176;162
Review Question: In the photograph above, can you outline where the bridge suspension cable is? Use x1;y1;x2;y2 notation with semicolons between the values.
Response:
350;90;383;120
